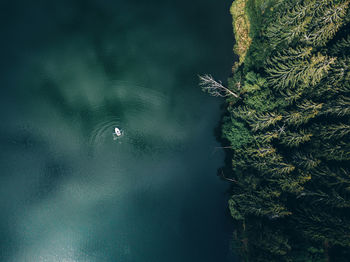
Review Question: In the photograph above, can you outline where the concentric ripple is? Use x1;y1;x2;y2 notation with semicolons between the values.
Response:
88;116;123;146
87;81;174;151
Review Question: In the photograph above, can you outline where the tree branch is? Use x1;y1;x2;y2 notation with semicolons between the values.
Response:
199;74;239;98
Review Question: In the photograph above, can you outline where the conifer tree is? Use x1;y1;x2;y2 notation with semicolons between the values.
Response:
203;0;350;260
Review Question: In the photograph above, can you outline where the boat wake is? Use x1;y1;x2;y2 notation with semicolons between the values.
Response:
89;116;124;146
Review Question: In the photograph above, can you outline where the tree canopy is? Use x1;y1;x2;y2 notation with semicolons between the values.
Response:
212;0;350;261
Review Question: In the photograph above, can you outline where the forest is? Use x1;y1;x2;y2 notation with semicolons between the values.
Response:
200;0;350;261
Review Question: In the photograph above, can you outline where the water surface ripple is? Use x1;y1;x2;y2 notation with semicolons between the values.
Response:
0;0;236;261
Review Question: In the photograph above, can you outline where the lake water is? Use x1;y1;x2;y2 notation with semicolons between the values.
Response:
0;1;236;261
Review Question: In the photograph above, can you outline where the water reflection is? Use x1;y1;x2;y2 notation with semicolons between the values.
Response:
0;0;236;261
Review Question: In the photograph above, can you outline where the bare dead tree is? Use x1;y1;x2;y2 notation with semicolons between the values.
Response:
219;170;238;183
215;146;234;149
199;74;239;98
211;146;234;155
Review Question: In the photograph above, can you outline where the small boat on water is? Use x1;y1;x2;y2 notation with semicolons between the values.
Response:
113;127;123;140
114;127;122;136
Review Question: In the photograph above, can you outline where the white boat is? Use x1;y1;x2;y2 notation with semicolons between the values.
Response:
114;127;122;137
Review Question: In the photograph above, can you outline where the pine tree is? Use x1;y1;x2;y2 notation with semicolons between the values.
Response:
202;0;350;260
303;0;350;47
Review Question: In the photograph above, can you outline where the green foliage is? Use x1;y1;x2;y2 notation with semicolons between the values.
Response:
222;117;253;149
249;112;282;131
330;34;350;56
265;52;335;90
244;88;281;112
221;0;350;261
242;0;280;70
242;71;265;93
264;0;350;48
280;131;312;147
230;0;252;67
303;0;350;47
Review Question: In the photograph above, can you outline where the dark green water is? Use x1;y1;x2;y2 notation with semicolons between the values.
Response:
0;1;236;261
